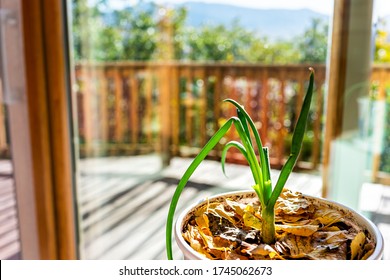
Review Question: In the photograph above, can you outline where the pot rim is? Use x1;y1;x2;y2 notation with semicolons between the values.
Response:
174;190;384;260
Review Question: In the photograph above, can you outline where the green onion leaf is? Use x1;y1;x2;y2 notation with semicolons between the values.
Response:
267;68;315;209
221;141;248;176
166;118;235;260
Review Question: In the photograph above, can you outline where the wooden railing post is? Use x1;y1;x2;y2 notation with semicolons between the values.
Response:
170;65;180;156
98;67;108;149
277;70;287;167
214;68;223;133
227;72;238;142
260;68;269;146
0;83;7;156
144;69;154;148
197;68;207;147
80;66;93;156
159;64;172;166
124;69;139;147
312;77;324;169
296;70;306;121
244;69;254;122
185;67;194;147
113;68;124;145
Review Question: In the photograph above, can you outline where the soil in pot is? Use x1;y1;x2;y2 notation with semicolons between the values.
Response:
181;189;376;260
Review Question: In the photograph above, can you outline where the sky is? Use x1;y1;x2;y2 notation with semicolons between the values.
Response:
108;0;390;19
109;0;333;14
152;0;334;15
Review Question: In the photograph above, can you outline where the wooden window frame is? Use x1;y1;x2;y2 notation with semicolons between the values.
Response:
322;0;375;197
3;0;376;259
5;0;78;259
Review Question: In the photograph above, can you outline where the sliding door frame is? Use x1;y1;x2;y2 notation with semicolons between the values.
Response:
4;0;78;259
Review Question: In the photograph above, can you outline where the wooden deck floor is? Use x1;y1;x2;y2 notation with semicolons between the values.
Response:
1;155;389;260
78;155;320;260
0;160;20;260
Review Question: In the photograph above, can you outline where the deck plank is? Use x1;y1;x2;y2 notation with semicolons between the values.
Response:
0;175;20;260
0;160;12;176
83;181;168;241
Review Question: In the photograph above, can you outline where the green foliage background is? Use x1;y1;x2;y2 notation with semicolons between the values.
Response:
71;0;328;63
374;19;390;173
71;0;390;174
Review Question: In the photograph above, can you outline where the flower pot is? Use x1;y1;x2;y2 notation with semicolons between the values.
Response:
175;190;384;260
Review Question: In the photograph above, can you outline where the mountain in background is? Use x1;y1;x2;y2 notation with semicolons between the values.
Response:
175;1;330;40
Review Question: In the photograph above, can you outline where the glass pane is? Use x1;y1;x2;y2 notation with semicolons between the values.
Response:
327;0;390;260
366;0;390;260
0;0;24;259
0;80;21;260
67;0;336;260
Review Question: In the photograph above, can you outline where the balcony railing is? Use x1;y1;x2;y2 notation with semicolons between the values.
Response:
0;63;389;173
74;62;326;170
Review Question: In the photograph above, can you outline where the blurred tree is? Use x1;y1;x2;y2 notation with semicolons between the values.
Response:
72;0;159;61
265;41;301;64
297;18;328;63
373;20;390;173
184;20;289;62
228;19;267;62
170;7;188;60
374;18;390;63
113;4;158;60
71;0;102;61
186;24;231;61
94;25;124;60
71;1;329;64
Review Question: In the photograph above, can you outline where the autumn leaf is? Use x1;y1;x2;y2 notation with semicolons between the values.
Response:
313;230;352;246
195;213;211;235
183;225;213;258
275;189;315;216
276;234;313;258
350;232;366;260
360;242;375;260
314;208;345;227
276;224;319;237
225;251;250;260
199;202;237;224
198;226;231;252
308;243;348;260
225;199;246;217
243;211;262;230
181;190;375;260
243;244;284;259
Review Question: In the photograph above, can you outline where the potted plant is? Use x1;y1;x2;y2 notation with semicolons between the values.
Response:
166;68;384;260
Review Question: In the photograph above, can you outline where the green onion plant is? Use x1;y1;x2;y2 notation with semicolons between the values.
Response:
166;68;315;260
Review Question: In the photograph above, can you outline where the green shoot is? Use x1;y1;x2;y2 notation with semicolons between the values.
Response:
166;68;315;259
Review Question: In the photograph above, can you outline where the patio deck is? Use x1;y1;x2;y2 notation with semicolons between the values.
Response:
78;155;322;260
0;160;19;260
0;155;389;260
